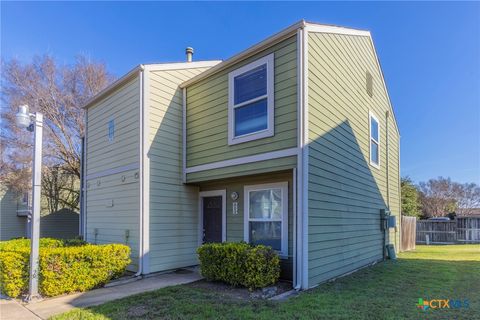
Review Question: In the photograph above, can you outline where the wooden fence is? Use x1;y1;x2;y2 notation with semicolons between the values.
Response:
456;217;480;242
416;217;480;244
401;216;416;251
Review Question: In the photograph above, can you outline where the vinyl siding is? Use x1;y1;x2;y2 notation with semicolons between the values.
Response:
186;156;297;183
198;170;294;280
0;186;27;240
306;32;400;287
147;66;214;273
86;76;140;174
185;36;298;173
85;74;141;271
85;169;140;270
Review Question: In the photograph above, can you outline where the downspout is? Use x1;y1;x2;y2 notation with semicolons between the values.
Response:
292;168;298;289
135;65;146;277
82;113;88;240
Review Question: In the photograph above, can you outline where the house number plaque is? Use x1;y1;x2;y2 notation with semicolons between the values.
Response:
232;202;238;215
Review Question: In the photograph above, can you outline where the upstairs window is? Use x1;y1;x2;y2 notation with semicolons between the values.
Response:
369;112;380;167
228;54;274;145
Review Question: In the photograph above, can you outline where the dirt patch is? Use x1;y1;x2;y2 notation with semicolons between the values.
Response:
186;279;292;300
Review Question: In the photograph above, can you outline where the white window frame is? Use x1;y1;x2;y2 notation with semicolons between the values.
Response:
369;111;380;168
244;182;288;258
228;53;275;145
198;190;227;245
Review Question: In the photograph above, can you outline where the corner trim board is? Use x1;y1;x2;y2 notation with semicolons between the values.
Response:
141;68;150;274
185;147;299;174
302;26;310;289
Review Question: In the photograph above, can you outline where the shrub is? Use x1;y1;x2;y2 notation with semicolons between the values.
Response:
197;242;280;290
0;239;130;298
0;238;64;251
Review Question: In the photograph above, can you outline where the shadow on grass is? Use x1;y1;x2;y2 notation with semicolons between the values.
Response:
51;257;479;320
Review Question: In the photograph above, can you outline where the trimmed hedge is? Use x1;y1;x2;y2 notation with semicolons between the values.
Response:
197;242;280;290
0;238;130;298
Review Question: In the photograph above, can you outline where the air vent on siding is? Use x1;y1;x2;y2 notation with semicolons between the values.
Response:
366;71;373;97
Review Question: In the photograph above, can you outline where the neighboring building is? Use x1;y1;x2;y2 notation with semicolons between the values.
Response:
82;20;401;289
0;184;80;241
0;184;29;240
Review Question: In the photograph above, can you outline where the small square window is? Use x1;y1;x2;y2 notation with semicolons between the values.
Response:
228;54;274;145
108;119;115;141
369;112;380;167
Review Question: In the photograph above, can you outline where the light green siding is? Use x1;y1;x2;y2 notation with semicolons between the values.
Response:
186;156;297;183
0;186;27;240
86;76;140;174
198;170;295;280
85;74;141;271
85;169;140;270
185;36;298;173
147;66;214;273
306;32;401;287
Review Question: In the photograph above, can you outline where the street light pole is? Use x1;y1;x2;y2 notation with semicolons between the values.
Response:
16;105;43;301
28;112;43;301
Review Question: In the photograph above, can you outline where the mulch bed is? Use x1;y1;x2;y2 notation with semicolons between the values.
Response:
186;279;293;300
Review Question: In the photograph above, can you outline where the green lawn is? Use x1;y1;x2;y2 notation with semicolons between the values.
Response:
52;245;480;320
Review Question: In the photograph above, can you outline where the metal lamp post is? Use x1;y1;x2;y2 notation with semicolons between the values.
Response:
16;105;43;301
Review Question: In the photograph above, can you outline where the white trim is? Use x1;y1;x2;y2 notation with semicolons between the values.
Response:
185;147;298;174
295;28;304;290
182;87;187;183
306;24;371;37
181;20;306;88
180;20;371;88
141;68;150;274
244;182;289;258
136;70;145;276
198;190;227;245
302;26;310;289
367;37;400;137
83;65;144;109
228;53;275;145
145;61;221;72
85;162;140;180
84;61;221;110
369;111;380;169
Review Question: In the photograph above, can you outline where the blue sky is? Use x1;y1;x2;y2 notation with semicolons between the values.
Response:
2;1;479;184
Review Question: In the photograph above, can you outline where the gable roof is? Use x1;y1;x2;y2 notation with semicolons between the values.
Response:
180;20;370;88
82;61;221;109
179;20;399;136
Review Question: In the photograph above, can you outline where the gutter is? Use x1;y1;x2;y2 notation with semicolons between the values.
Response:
134;65;146;277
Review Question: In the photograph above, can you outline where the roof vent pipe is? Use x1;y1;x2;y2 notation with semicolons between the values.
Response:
186;47;194;62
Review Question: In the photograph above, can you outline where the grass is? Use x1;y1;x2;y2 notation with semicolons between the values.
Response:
51;245;480;320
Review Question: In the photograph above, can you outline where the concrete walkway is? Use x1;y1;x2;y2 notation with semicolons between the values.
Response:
1;269;202;320
0;298;40;320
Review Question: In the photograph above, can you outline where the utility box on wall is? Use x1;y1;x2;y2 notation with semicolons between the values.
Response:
387;216;396;229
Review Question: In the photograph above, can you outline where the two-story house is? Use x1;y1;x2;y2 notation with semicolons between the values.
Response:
82;20;400;289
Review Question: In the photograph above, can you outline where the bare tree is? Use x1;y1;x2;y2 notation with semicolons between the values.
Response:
418;177;480;218
418;177;457;218
1;55;113;211
453;183;480;215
